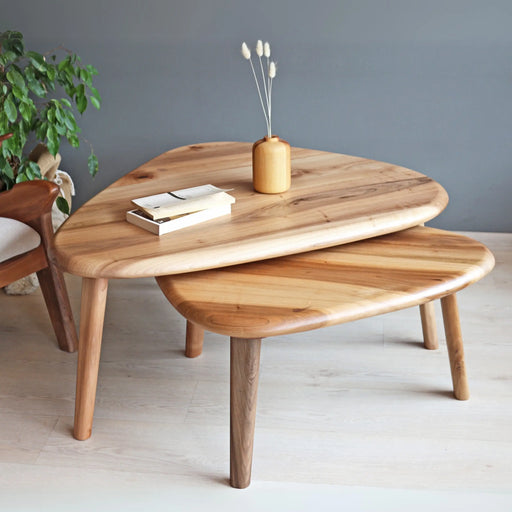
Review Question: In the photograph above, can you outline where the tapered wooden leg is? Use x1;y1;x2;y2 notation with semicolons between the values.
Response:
31;209;78;353
420;301;438;350
441;294;469;400
185;321;204;358
74;277;109;440
37;264;78;353
230;337;262;489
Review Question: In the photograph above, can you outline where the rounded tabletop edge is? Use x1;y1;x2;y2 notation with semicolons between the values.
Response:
56;203;449;279
155;226;495;339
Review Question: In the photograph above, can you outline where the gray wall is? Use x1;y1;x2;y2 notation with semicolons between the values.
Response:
3;0;512;231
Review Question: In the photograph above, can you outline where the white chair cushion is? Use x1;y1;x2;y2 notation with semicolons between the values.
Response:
0;217;41;263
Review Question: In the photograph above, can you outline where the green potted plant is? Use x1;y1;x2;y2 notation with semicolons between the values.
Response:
0;29;101;213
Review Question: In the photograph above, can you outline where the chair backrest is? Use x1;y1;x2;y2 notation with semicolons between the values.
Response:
0;180;59;229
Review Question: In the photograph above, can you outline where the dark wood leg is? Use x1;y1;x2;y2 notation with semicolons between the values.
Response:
185;321;204;358
37;264;78;353
230;337;262;489
441;294;470;400
74;277;109;440
28;207;78;353
420;301;438;350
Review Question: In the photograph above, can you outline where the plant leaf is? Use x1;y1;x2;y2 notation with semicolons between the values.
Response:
6;68;26;91
88;152;99;177
56;196;70;215
46;65;56;82
67;133;80;147
11;84;25;100
0;50;17;66
27;51;47;72
63;110;78;131
0;110;7;130
2;161;14;179
27;76;47;97
35;120;49;141
46;106;56;123
1;32;24;56
90;96;101;110
76;93;88;114
56;122;67;136
19;101;33;123
89;86;101;101
86;64;99;75
46;125;60;156
75;84;87;113
79;68;92;87
58;56;71;72
24;160;42;180
54;102;65;122
15;160;41;183
4;95;18;123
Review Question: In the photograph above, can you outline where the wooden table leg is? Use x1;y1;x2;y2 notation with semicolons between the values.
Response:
185;321;204;358
230;337;262;489
441;293;470;400
420;301;438;350
73;277;109;440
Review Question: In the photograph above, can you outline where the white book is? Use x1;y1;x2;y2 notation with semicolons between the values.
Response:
131;184;235;220
126;204;232;236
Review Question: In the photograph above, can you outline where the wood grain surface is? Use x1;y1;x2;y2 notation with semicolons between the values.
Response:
420;301;439;350
156;226;495;339
230;337;261;489
54;142;449;279
73;277;109;440
441;294;470;400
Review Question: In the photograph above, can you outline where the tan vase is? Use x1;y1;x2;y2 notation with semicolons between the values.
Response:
252;136;291;194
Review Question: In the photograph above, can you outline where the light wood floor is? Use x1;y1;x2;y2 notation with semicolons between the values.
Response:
1;231;511;511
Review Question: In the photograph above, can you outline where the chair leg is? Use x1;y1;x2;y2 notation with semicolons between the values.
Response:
230;337;262;489
419;301;438;350
37;264;78;353
185;321;204;358
440;294;470;400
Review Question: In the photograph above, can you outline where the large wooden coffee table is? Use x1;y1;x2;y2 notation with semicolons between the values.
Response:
53;141;449;441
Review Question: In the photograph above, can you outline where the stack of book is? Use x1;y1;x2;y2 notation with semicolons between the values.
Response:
126;184;235;235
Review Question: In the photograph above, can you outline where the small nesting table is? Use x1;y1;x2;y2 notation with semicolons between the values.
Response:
156;226;494;488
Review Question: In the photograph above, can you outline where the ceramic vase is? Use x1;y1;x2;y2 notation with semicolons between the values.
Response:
252;136;291;194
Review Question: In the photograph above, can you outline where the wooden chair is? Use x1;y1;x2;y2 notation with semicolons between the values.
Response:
0;179;78;352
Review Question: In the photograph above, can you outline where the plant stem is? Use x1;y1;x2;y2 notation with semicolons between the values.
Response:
248;58;270;137
268;76;273;137
258;55;269;116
